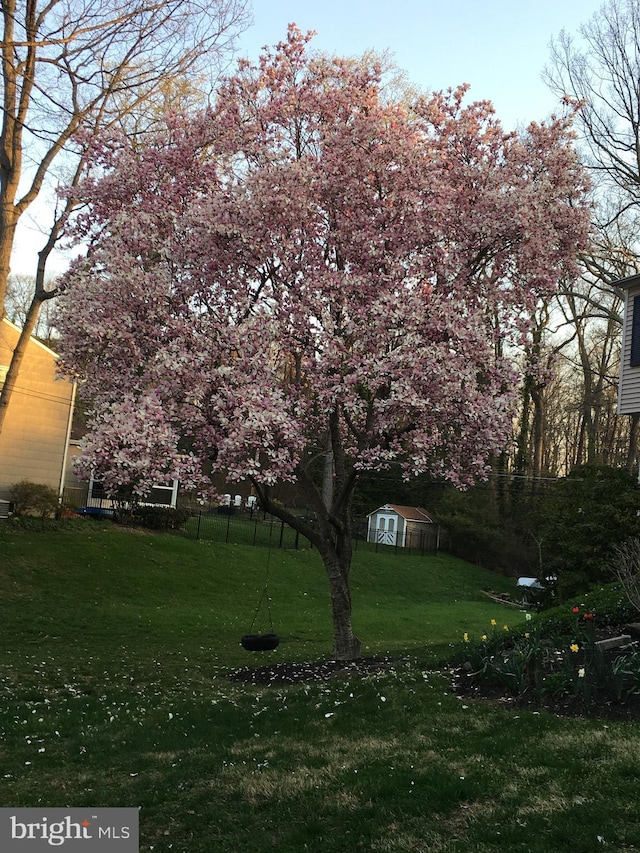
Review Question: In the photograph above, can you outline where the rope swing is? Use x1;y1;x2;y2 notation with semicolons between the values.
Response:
241;517;280;652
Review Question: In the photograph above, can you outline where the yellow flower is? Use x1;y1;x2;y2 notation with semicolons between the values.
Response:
481;634;488;642
578;667;586;678
524;632;530;639
463;632;469;643
525;613;532;621
503;625;509;632
490;619;497;626
570;643;579;653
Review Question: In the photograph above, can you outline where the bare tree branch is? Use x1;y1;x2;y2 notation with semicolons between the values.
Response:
0;0;250;434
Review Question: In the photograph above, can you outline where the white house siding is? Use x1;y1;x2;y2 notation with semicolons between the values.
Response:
618;280;640;415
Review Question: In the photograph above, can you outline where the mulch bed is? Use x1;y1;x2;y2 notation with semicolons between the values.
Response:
451;665;640;722
451;630;640;722
227;656;401;686
227;651;640;721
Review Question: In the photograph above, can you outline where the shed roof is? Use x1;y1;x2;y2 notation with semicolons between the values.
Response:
368;504;435;523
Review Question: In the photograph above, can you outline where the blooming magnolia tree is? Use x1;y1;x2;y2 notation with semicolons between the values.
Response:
57;27;592;659
74;393;202;503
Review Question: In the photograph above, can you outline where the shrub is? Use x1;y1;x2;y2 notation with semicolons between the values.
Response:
534;465;640;600
459;584;640;706
115;505;190;531
536;583;637;634
8;480;59;518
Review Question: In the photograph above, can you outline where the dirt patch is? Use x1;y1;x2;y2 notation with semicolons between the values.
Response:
111;523;154;535
227;656;400;685
228;650;640;721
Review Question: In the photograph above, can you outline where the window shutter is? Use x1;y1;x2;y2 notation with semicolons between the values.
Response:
631;295;640;367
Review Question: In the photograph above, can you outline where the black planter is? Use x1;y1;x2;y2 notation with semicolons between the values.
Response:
241;633;280;652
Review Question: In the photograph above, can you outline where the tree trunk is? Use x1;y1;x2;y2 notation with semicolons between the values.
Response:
0;214;62;435
322;547;361;660
252;450;362;661
322;431;334;510
0;292;42;433
317;431;361;658
530;384;546;485
0;207;19;315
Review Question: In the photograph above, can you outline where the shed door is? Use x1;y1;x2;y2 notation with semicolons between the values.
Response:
377;514;397;545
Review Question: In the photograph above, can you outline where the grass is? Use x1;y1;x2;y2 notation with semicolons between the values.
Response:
0;520;519;664
1;522;639;852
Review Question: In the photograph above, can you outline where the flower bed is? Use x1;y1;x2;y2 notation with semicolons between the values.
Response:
454;594;640;720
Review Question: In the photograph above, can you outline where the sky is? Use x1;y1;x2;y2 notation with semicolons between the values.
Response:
238;0;604;129
11;0;604;277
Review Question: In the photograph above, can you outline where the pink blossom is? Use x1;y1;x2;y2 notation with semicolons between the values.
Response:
56;29;592;657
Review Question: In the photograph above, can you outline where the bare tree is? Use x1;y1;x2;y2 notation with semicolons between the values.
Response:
0;0;249;434
546;0;640;238
611;538;640;614
545;0;640;467
6;273;57;344
556;280;622;463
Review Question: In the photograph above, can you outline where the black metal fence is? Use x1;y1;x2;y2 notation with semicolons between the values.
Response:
61;485;92;514
183;509;309;549
182;509;441;556
61;485;442;556
365;525;441;555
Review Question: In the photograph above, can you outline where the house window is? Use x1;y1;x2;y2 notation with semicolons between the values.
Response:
0;365;7;384
146;484;175;506
631;295;640;367
88;476;178;508
90;479;107;500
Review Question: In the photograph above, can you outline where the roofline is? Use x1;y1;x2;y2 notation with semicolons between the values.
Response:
1;316;60;358
612;273;640;289
366;503;434;522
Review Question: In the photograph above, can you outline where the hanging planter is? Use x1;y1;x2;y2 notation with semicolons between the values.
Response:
241;633;280;652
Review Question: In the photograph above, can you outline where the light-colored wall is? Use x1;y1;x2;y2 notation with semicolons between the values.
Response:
0;319;75;502
367;510;414;546
618;283;640;416
367;510;393;542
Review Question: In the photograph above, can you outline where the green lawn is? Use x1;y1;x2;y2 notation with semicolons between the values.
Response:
1;522;638;852
0;521;520;664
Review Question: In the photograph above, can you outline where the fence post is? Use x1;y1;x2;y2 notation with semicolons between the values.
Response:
279;519;285;548
196;511;202;541
225;511;231;543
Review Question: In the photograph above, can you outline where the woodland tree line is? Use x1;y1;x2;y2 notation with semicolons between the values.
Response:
357;1;640;597
3;1;638;483
3;2;640;651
